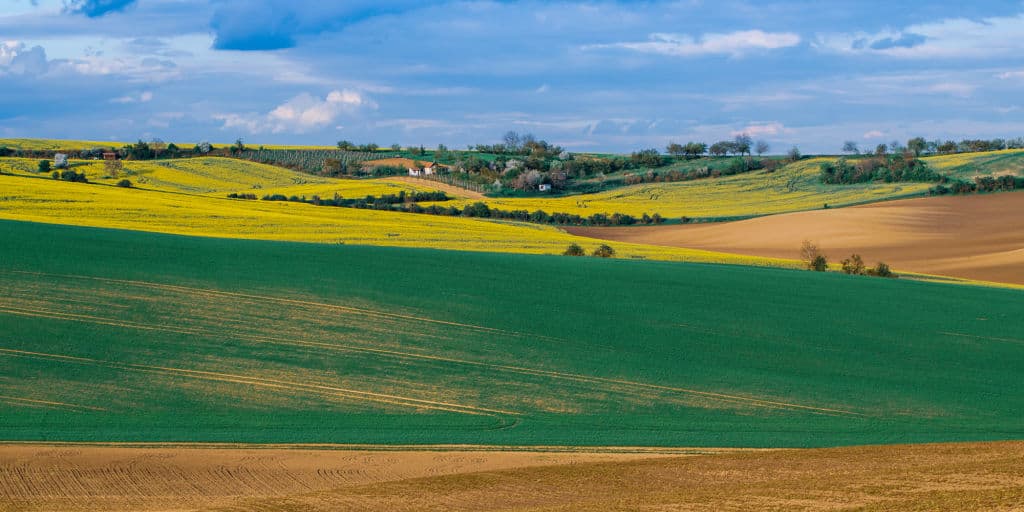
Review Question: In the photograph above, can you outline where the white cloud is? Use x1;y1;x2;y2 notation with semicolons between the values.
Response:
536;84;550;93
732;122;787;137
585;30;800;57
0;41;48;75
927;82;974;98
215;89;375;134
997;70;1024;80
111;90;153;103
862;130;885;139
814;13;1024;58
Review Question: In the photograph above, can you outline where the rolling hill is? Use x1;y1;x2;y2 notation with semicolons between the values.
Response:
1;220;1022;448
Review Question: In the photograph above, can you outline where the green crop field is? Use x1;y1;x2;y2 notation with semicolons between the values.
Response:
1;220;1022;448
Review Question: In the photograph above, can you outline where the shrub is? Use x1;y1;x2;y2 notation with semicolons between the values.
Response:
116;179;132;188
563;243;586;256
38;160;51;173
868;262;895;278
800;240;826;270
51;171;59;180
841;254;866;275
592;244;616;258
810;255;829;272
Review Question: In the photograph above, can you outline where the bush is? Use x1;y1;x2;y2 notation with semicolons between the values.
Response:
116;179;132;188
810;255;828;272
51;171;59;180
563;243;586;256
592;244;616;258
38;160;51;173
868;262;895;278
841;254;866;275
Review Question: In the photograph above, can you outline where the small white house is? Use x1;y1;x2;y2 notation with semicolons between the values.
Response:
54;153;68;168
423;164;436;176
538;183;552;192
408;167;422;177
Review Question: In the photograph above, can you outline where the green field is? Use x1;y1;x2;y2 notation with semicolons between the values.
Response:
1;220;1022;448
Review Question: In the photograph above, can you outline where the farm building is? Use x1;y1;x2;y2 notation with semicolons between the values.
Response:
54;153;68;168
102;152;118;160
408;167;421;176
423;164;436;175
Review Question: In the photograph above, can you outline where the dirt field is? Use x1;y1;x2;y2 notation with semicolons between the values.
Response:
384;175;486;199
568;192;1024;285
2;442;1022;511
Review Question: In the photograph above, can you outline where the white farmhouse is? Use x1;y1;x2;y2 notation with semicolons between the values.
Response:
408;167;422;177
54;153;68;168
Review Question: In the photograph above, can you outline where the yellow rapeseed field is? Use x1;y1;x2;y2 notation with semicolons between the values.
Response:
0;157;440;198
444;158;932;219
0;173;789;267
921;149;1024;178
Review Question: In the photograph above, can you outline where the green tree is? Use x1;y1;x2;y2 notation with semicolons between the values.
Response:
842;141;859;154
666;142;685;156
563;243;586;256
841;254;866;275
592;244;616;258
907;137;927;156
37;159;50;173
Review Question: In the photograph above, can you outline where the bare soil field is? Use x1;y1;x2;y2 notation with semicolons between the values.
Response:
384;175;487;199
0;444;681;511
569;192;1024;285
2;442;1022;511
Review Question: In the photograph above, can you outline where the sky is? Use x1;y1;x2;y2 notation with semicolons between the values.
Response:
2;0;1024;153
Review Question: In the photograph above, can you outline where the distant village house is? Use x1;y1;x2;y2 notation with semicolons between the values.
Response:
53;153;68;168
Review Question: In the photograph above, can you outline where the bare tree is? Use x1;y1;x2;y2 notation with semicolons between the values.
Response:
755;140;770;156
842;141;859;155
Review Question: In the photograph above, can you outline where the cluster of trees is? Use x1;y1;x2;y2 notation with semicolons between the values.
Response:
471;132;566;159
665;135;770;159
337;141;384;152
843;137;1024;157
800;241;895;278
929;175;1024;195
820;154;939;184
51;169;88;183
623;157;766;185
563;243;616;258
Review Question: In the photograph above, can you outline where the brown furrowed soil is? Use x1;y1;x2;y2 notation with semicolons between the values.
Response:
2;442;1023;511
568;192;1024;285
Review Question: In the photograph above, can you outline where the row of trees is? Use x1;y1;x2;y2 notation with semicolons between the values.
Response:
800;241;894;277
929;175;1024;195
563;243;616;258
842;137;1024;157
820;154;939;184
665;134;771;158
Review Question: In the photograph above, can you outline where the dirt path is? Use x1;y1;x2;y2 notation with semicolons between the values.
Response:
568;192;1024;285
2;442;1022;511
383;176;486;199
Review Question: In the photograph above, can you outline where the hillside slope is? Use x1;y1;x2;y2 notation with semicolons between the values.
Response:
568;192;1024;285
446;158;931;218
1;220;1022;447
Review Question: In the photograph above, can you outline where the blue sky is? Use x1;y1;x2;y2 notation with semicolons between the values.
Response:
2;0;1024;152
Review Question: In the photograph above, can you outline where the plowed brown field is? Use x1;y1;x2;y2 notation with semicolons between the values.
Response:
2;442;1022;511
568;192;1024;285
